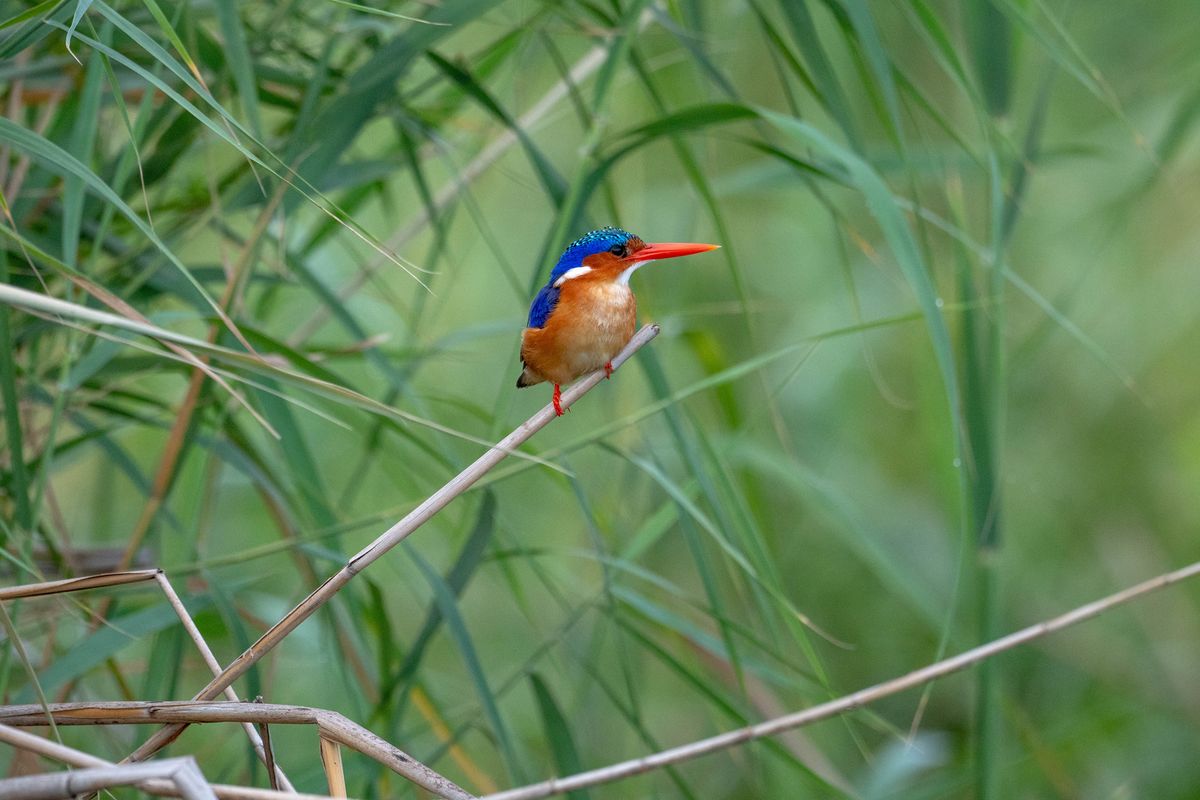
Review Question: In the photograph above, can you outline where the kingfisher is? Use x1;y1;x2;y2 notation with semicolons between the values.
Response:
517;227;719;416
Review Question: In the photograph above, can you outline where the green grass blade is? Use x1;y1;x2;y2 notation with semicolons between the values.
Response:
0;0;70;58
64;0;96;56
61;27;105;267
774;1;859;146
1;0;62;32
970;0;1012;116
529;673;591;800
843;0;903;144
254;386;337;528
606;103;757;161
0;252;32;537
214;0;263;137
587;0;652;110
137;0;201;77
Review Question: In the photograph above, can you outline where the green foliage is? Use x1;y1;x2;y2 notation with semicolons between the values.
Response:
2;1;1199;798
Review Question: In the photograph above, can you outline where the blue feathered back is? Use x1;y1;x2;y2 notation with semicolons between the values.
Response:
526;284;560;328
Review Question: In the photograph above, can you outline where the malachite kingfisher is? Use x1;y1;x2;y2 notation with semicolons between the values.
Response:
517;227;719;416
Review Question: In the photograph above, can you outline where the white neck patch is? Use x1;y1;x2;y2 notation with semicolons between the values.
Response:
616;261;649;286
553;266;593;287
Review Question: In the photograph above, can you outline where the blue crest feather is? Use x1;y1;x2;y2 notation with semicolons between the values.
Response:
525;227;639;329
549;227;637;281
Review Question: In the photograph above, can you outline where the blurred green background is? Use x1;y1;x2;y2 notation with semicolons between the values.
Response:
2;0;1199;797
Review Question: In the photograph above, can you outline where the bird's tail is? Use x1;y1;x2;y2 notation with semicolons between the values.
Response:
515;366;543;388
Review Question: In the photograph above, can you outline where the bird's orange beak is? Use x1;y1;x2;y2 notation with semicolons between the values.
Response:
632;242;720;261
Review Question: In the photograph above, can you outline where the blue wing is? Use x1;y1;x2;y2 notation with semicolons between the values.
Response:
526;283;560;329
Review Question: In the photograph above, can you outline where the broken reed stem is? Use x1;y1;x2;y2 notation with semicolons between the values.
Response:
0;724;341;800
119;325;659;777
479;559;1200;800
260;724;279;792
256;717;278;792
0;701;473;800
319;738;347;798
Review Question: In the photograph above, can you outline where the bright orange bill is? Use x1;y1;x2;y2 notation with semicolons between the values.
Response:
634;242;720;261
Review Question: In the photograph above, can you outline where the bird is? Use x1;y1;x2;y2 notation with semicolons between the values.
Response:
517;227;719;416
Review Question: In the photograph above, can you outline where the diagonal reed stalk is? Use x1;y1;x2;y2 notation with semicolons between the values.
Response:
118;325;660;766
479;558;1200;800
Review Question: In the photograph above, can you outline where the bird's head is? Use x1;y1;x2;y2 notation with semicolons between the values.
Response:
549;227;719;288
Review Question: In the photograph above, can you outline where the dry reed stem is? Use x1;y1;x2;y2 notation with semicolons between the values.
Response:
0;700;473;800
0;756;217;800
0;569;159;600
120;324;661;770
255;712;279;792
0;569;295;791
318;738;346;798
0;724;340;800
479;559;1200;800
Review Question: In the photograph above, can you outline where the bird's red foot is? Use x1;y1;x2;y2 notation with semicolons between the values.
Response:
552;384;565;416
604;361;613;379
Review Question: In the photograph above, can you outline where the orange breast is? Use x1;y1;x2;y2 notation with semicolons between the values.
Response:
520;277;637;386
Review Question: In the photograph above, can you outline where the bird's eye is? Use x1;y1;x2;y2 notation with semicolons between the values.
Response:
609;243;627;257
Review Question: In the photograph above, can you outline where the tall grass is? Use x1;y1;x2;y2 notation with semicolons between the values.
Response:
2;0;1199;797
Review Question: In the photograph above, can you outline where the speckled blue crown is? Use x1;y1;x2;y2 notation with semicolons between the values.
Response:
550;227;638;279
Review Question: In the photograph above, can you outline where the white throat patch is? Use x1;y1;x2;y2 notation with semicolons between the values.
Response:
553;266;592;287
616;261;649;286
